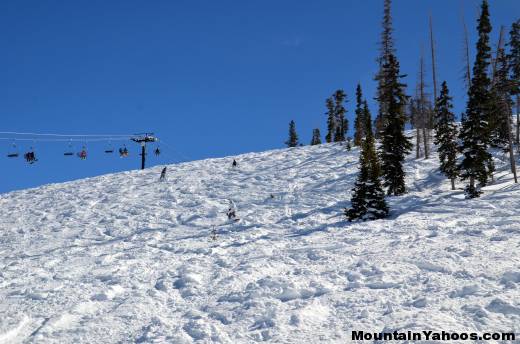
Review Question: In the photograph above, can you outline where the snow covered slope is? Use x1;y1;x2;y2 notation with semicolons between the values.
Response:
1;142;519;343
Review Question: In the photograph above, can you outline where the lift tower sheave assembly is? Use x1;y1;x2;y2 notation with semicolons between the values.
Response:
131;133;157;170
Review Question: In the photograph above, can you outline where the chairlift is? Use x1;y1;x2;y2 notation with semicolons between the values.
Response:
119;145;129;158
7;142;19;158
154;146;161;156
77;146;87;160
105;140;114;154
64;140;74;156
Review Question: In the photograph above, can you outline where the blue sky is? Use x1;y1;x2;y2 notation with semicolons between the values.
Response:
1;0;519;193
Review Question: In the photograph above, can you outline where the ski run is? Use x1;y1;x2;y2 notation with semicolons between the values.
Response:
1;140;520;343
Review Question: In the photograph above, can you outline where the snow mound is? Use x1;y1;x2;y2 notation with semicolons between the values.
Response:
1;142;520;343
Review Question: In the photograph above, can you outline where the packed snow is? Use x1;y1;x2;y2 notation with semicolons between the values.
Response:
0;141;519;343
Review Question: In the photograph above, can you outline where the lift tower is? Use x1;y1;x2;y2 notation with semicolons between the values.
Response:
131;133;157;170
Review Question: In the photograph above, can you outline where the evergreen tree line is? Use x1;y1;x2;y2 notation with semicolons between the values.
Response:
285;0;520;221
451;1;519;197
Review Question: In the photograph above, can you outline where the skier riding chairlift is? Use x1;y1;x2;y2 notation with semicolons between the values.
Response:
24;150;37;164
119;146;129;157
78;148;87;160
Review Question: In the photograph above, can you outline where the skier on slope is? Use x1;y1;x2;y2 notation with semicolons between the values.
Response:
232;159;238;168
226;200;237;220
159;166;167;181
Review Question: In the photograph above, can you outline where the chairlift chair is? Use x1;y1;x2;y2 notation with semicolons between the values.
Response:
105;141;114;153
64;141;74;156
154;147;160;156
7;142;19;158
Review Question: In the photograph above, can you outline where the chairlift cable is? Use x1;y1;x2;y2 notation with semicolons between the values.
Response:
0;137;130;142
157;139;194;162
0;131;133;137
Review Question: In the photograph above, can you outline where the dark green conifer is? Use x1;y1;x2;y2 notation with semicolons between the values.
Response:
489;47;512;149
310;128;322;145
508;19;520;144
374;0;395;138
434;81;459;190
378;54;412;196
325;97;335;143
285;120;299;148
346;106;388;221
354;84;366;146
458;0;493;198
333;90;348;142
362;101;373;139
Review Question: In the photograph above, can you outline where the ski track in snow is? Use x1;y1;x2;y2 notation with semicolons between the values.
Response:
0;142;519;343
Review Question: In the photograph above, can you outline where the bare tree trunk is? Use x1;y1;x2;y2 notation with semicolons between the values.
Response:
450;178;455;190
462;14;472;92
516;96;520;148
507;100;518;183
429;14;438;101
422;127;429;159
416;128;421;159
419;53;429;159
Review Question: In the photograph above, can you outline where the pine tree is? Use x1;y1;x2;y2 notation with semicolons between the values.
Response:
510;20;520;93
333;90;348;142
362;101;373;139
346;105;388;221
378;53;412;196
374;0;395;138
489;46;511;149
458;0;493;198
285;120;299;147
354;84;366;146
434;82;459;190
310;128;322;145
508;19;520;144
325;97;335;143
492;44;518;182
